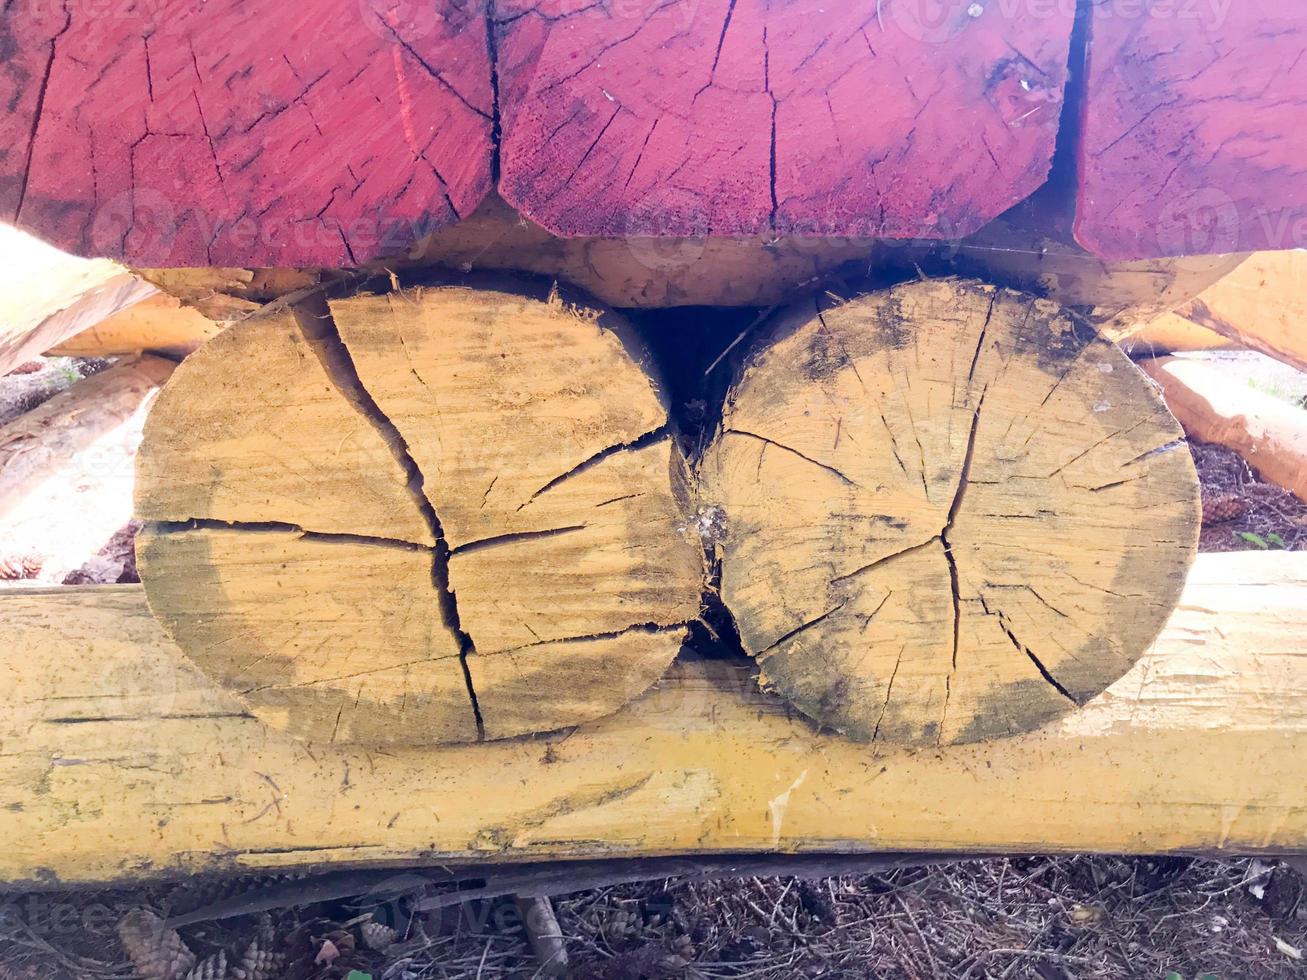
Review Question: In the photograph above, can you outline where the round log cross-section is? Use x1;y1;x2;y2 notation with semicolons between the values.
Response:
701;279;1200;745
134;280;705;747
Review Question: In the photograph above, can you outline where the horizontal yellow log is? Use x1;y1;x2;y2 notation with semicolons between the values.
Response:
2;552;1305;886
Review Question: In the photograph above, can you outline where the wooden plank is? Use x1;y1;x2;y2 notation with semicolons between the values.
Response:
0;1;493;266
0;224;152;376
496;0;1072;240
1141;356;1307;504
1116;313;1237;357
1176;250;1307;374
1075;4;1307;260
1;552;1304;886
48;292;225;359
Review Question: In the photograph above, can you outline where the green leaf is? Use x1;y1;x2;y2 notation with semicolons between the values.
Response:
1165;973;1184;980
1267;532;1287;550
345;973;373;980
1236;531;1270;550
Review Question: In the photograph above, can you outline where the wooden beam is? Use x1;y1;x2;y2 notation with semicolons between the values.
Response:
1;551;1304;886
0;224;152;377
1075;4;1307;260
1176;251;1307;374
1141;356;1307;504
47;292;225;359
1;2;493;266
1115;313;1238;357
496;3;1071;241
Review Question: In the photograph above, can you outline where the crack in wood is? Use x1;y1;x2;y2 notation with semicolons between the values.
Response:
296;300;485;740
146;518;431;553
723;428;864;489
518;425;670;510
451;523;589;556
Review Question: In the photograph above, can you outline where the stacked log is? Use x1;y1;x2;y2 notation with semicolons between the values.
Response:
133;279;705;746
698;279;1199;743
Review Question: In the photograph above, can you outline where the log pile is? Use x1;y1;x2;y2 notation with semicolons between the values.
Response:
127;277;1202;748
10;1;1299;268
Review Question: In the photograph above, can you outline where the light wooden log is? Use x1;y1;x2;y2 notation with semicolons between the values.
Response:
700;279;1199;745
0;551;1303;886
134;282;705;748
48;293;225;359
1141;356;1307;504
1115;313;1238;357
1176;251;1307;373
0;352;175;512
0;355;174;582
0;224;154;376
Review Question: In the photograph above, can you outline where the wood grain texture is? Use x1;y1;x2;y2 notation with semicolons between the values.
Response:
135;283;705;746
1175;250;1307;373
1116;313;1237;357
1142;356;1307;504
49;291;226;358
496;0;1071;239
0;0;493;266
1074;3;1307;260
134;310;433;545
700;279;1199;744
0;552;1303;886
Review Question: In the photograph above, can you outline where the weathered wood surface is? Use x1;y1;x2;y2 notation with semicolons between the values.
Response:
1142;357;1307;504
0;224;153;376
0;1;493;266
134;283;704;747
1175;250;1307;374
1075;4;1307;260
0;551;1304;886
6;3;1302;267
4;1;1072;265
48;291;225;358
700;279;1199;745
495;1;1070;240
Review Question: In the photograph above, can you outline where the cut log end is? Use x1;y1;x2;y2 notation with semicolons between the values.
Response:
135;280;705;747
702;279;1200;746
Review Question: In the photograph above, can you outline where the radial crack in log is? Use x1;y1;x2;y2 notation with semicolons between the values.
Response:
701;278;1199;745
136;279;705;746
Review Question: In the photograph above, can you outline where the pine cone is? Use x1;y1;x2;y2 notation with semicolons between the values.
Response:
117;908;197;980
165;875;287;918
360;920;397;951
231;937;285;980
185;951;228;980
1202;492;1248;525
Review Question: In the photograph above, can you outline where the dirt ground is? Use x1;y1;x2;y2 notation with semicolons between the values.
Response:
2;350;1306;979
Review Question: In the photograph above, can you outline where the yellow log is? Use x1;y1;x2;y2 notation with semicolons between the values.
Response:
0;552;1304;886
1141;356;1307;503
